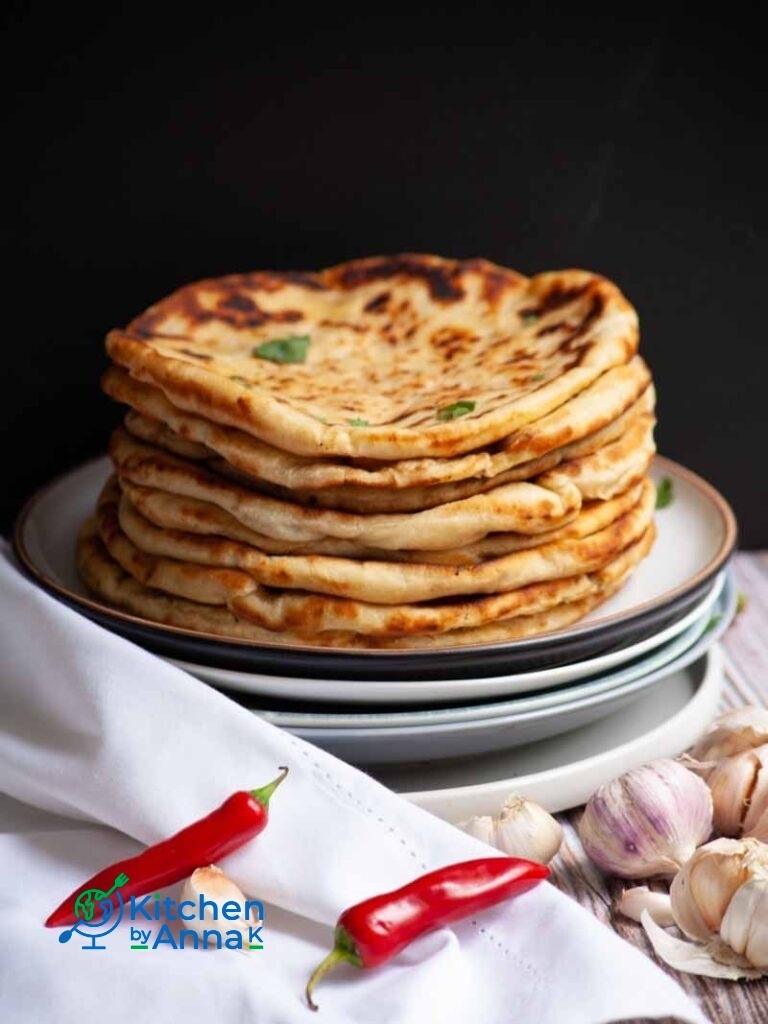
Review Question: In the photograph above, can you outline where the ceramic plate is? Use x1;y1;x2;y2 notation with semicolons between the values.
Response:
172;569;726;704
371;643;725;817
231;567;733;729
13;454;737;680
236;582;733;765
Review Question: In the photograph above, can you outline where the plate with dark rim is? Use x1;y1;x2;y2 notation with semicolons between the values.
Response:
12;453;737;682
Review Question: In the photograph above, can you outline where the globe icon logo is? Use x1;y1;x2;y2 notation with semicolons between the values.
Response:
59;873;128;949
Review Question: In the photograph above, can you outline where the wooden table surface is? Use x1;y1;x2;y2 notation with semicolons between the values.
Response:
549;550;768;1024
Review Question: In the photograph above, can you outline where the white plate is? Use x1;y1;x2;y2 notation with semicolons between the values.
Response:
255;580;733;764
372;643;725;818
12;454;737;681
242;567;733;726
172;569;726;704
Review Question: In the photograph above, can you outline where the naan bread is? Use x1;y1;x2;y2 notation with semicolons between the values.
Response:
77;514;653;647
119;476;645;565
103;355;652;493
108;428;585;548
119;378;655;514
105;474;655;603
108;473;659;602
105;255;639;459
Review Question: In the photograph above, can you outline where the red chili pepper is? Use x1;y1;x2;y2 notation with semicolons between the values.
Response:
44;766;289;929
305;854;549;1010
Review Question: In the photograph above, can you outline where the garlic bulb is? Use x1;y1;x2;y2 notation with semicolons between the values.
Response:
577;758;713;878
637;836;768;978
687;706;768;761
684;743;768;838
178;864;261;947
457;793;563;864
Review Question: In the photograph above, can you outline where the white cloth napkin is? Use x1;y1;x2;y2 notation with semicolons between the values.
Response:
0;539;712;1024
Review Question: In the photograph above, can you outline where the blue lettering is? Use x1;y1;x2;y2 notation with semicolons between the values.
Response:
177;900;196;921
203;929;223;949
162;896;177;921
221;900;240;921
245;900;264;920
152;924;178;949
198;895;219;920
225;931;244;950
178;929;200;949
248;925;263;944
131;895;153;921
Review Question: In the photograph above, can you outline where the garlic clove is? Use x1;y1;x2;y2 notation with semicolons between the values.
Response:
669;836;768;942
739;746;768;837
578;758;713;879
456;814;496;846
178;864;260;947
719;873;768;970
492;794;564;864
457;794;563;864
704;748;762;836
688;706;768;761
616;885;675;927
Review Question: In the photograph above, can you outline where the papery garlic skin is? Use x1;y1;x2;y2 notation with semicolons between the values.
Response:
178;864;260;947
688;706;768;761
578;758;713;879
457;794;563;864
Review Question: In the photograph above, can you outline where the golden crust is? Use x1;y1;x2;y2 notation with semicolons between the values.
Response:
105;255;639;459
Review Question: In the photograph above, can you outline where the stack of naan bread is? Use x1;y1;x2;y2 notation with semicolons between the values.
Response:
77;253;659;650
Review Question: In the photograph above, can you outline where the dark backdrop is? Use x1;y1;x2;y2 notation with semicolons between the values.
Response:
3;8;766;546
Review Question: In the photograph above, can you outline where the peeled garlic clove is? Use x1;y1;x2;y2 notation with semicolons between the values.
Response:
178;864;259;946
688;706;768;761
578;758;713;879
669;836;768;941
616;885;675;927
457;794;563;864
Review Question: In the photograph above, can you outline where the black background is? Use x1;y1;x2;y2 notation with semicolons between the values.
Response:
3;8;766;546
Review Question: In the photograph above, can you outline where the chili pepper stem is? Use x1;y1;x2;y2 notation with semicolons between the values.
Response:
306;928;362;1011
250;765;289;807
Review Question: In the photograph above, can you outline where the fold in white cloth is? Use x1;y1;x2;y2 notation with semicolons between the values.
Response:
0;539;711;1024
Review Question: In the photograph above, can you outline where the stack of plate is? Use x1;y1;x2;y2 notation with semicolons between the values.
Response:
14;451;737;818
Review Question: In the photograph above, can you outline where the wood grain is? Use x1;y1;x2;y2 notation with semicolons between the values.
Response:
551;550;768;1024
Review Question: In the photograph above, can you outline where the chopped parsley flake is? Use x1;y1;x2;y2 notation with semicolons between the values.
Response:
437;400;476;421
521;312;540;325
655;477;675;509
348;417;369;427
252;335;310;364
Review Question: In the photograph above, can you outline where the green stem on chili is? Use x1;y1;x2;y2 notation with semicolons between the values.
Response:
45;766;289;929
305;855;549;1010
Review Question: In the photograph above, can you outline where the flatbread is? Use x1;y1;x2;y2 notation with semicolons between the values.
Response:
104;254;639;459
120;379;655;514
95;473;655;616
77;515;653;648
103;355;652;493
119;476;645;565
108;427;585;548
